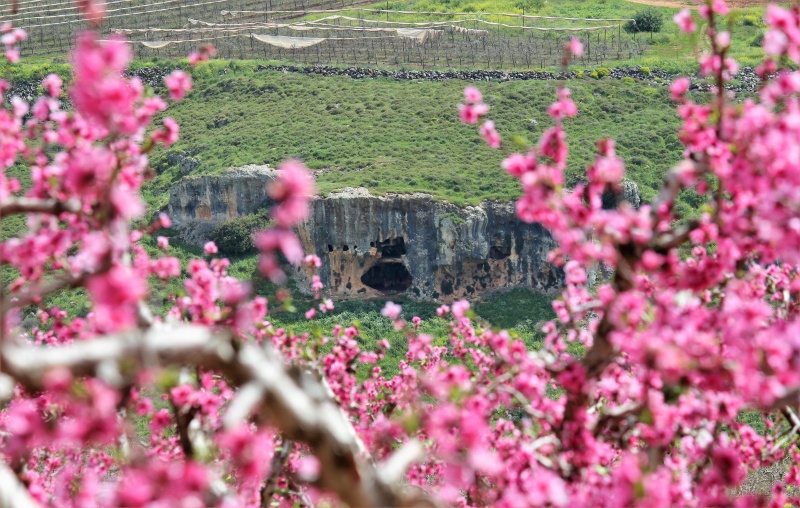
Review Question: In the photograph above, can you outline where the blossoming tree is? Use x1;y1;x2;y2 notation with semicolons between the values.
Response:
3;0;800;506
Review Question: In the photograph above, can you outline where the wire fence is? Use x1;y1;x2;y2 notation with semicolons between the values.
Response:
5;1;645;69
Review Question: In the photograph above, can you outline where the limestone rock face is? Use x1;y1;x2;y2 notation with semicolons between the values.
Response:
294;187;563;301
167;165;278;245
166;170;648;301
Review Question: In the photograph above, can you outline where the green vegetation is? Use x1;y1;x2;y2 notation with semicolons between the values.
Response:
212;210;273;256
144;61;691;214
269;287;555;378
624;9;665;41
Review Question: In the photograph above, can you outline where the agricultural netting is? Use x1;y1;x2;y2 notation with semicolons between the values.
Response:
5;0;644;69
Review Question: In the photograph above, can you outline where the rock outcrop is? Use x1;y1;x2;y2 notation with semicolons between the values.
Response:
167;165;277;245
166;171;641;301
293;187;562;301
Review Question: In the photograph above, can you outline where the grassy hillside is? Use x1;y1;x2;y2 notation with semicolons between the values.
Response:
146;60;691;212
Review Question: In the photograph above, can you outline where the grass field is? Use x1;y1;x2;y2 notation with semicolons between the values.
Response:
144;60;694;214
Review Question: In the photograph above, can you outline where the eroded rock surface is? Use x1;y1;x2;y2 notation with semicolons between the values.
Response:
167;171;641;301
292;187;562;301
167;165;278;245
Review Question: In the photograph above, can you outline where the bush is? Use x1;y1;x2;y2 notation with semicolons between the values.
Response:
211;212;273;256
742;13;763;27
595;67;611;79
624;9;664;39
622;76;635;85
639;66;652;76
590;71;600;79
751;32;765;48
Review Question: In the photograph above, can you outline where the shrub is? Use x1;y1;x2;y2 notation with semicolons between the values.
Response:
624;9;664;40
639;66;652;76
211;212;273;256
751;32;765;48
622;76;635;85
595;67;611;78
742;13;762;26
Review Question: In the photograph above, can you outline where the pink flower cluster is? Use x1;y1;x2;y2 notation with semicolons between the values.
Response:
8;2;800;507
1;23;25;63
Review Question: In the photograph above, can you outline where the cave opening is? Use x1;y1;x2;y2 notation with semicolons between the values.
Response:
360;261;412;293
489;245;511;259
375;237;406;258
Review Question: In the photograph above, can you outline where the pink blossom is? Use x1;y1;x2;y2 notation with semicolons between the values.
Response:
204;241;218;255
502;152;535;178
42;74;63;97
164;70;192;101
458;102;489;125
319;299;334;313
463;86;482;104
716;31;731;49
568;37;584;57
673;10;697;33
451;299;470;319
85;266;147;332
76;0;106;24
304;254;322;268
547;88;578;119
269;160;316;227
670;77;691;101
381;301;402;320
151;117;180;147
157;236;169;251
159;213;172;228
305;308;316;319
479;120;501;149
188;44;216;66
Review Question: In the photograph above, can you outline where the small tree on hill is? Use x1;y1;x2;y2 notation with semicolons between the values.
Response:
625;9;664;41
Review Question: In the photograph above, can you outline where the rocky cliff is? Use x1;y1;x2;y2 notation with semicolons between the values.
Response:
292;187;563;301
167;165;278;245
167;170;640;301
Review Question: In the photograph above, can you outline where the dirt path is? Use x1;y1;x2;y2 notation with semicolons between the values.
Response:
623;0;768;9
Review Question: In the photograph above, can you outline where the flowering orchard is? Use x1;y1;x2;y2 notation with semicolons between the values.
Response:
2;0;800;506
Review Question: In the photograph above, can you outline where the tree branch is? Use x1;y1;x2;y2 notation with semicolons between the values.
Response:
1;323;430;508
0;459;37;508
0;197;80;219
261;440;294;508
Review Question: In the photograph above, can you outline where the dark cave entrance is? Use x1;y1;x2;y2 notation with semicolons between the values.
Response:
489;245;511;259
375;237;406;258
360;261;412;293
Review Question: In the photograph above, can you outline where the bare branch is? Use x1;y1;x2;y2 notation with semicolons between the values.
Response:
224;381;265;429
261;440;295;508
1;323;431;508
378;440;423;486
0;197;80;219
0;459;37;508
772;406;800;453
1;256;111;312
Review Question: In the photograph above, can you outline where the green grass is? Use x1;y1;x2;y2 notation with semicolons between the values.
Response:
145;60;690;212
267;286;554;378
